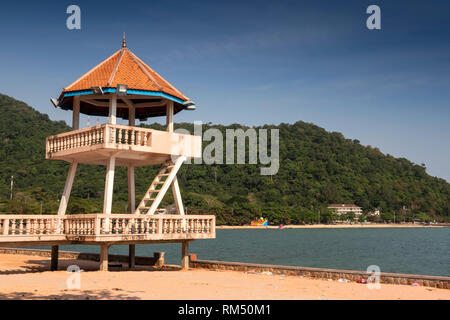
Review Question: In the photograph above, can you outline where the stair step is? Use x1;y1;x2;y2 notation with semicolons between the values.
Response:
134;157;184;215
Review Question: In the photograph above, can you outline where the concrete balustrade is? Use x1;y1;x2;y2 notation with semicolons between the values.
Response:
0;214;215;245
45;124;201;166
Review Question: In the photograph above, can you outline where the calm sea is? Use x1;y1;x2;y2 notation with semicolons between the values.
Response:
53;228;449;277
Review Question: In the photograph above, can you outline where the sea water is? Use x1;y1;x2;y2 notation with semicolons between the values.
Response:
53;227;450;276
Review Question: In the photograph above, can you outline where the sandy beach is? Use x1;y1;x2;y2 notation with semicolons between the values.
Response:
216;223;447;229
0;253;448;300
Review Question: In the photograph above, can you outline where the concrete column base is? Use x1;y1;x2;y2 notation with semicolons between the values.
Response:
154;252;165;268
100;244;110;271
181;241;189;270
129;244;135;269
50;245;59;271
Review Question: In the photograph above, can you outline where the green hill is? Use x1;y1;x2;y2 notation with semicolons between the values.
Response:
0;93;449;224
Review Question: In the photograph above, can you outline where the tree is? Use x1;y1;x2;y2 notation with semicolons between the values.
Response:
345;211;356;222
381;212;394;222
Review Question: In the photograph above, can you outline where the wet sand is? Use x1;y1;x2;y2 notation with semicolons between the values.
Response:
0;253;448;300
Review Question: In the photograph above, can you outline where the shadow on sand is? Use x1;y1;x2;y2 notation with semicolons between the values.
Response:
0;257;183;300
0;257;181;275
0;289;143;300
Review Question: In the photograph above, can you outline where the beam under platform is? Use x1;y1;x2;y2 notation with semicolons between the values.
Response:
50;245;59;271
100;244;110;271
57;162;78;215
128;244;135;269
171;176;185;215
103;156;116;214
181;241;190;270
128;165;136;269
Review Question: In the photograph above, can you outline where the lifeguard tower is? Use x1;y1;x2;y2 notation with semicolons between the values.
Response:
0;37;215;271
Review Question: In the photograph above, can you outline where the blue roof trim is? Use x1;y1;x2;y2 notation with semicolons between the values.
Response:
62;89;185;104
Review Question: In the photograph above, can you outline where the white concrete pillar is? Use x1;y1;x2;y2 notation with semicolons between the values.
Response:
128;106;136;214
57;162;78;215
100;244;110;271
73;96;80;130
128;166;135;213
166;100;174;132
172;177;184;215
103;156;116;214
181;241;189;270
108;95;117;125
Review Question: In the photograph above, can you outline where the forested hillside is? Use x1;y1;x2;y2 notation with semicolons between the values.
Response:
1;93;449;224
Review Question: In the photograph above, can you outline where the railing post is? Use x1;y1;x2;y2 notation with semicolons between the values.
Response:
64;218;69;234
104;216;110;234
2;218;9;235
95;216;101;235
211;218;216;237
104;124;110;147
157;217;163;234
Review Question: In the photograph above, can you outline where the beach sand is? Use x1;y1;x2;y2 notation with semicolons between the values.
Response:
0;253;448;300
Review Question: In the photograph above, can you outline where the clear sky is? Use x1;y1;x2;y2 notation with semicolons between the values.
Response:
0;0;449;181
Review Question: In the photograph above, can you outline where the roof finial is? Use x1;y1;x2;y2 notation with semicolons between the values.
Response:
122;32;126;48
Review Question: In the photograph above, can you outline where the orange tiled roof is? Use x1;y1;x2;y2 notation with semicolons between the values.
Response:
63;45;188;101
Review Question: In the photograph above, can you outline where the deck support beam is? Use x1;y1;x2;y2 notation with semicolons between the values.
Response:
166;101;174;133
127;101;136;268
57;162;78;215
100;244;110;271
172;177;185;215
127;166;135;213
50;245;59;271
128;244;135;269
181;241;190;270
73;96;80;130
108;94;117;125
103;156;116;214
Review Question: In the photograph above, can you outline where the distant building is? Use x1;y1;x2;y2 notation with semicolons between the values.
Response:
328;204;363;216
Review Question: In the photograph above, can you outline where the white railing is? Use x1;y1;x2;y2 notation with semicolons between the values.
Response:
0;214;215;239
46;124;201;158
46;124;152;154
0;215;64;236
98;214;214;235
107;124;152;147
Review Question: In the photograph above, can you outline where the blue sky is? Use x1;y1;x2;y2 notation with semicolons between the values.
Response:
0;0;449;181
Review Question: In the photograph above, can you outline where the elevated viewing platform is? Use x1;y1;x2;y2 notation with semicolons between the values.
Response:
1;37;215;271
46;124;201;166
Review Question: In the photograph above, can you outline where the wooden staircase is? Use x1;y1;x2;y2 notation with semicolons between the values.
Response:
134;156;186;215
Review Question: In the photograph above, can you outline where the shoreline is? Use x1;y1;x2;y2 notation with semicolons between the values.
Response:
216;223;447;229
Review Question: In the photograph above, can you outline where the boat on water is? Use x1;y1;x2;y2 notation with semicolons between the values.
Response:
250;217;269;226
